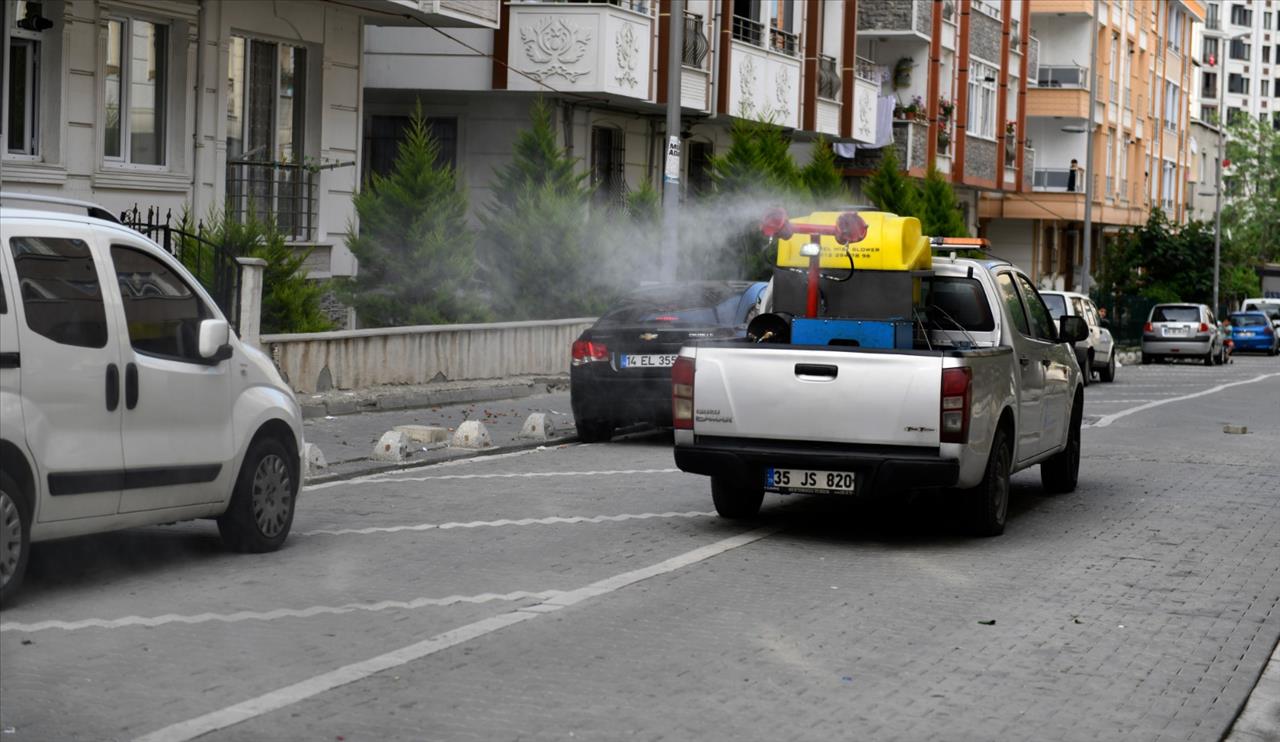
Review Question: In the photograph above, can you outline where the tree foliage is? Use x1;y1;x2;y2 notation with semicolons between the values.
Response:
799;136;849;204
1222;117;1280;267
709;118;802;196
863;148;921;218
342;101;483;327
917;165;968;237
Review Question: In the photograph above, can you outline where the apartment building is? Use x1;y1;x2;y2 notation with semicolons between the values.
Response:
0;0;498;278
980;0;1204;293
364;0;1039;238
1199;0;1277;128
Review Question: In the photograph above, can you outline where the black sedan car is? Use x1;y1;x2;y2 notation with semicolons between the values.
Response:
571;281;768;442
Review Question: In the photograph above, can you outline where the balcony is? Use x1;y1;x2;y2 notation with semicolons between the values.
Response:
728;18;802;127
681;11;711;111
851;57;879;144
1027;0;1095;15
815;54;841;137
226;158;327;242
850;120;929;173
1033;167;1086;192
1035;65;1088;88
857;0;932;42
506;1;655;100
380;0;500;28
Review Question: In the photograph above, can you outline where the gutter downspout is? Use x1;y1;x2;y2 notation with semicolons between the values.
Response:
191;0;206;212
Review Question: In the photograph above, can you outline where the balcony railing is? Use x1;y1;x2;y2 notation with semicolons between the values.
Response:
682;11;709;68
770;26;799;57
731;14;800;58
732;15;763;46
225;157;351;242
1206;17;1220;31
818;54;840;100
1033;167;1086;192
1036;65;1089;88
855;55;878;82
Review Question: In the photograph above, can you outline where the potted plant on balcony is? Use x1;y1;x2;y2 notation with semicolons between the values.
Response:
937;128;952;155
1004;121;1018;166
942;0;956;21
939;97;955;123
895;95;924;121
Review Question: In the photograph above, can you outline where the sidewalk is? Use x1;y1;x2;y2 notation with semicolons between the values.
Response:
300;378;577;483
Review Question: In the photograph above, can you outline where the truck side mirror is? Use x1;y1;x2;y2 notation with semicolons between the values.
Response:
1059;315;1089;344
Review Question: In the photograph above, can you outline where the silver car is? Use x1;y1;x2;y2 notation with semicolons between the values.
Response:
1040;291;1116;384
1141;303;1226;366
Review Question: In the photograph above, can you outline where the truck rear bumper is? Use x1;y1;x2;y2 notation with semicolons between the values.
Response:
674;436;960;493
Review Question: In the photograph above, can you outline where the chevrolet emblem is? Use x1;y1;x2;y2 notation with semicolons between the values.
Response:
639;332;659;341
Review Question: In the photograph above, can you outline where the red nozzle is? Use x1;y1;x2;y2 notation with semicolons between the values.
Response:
761;208;794;239
834;212;868;245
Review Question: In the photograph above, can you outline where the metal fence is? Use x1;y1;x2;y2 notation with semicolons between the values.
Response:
1035;65;1088;88
682;12;709;68
121;205;241;330
225;158;318;242
818;55;840;100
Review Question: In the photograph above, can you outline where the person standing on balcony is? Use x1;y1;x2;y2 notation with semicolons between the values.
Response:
1067;159;1081;192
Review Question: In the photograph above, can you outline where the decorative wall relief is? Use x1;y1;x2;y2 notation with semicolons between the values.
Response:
738;56;758;117
521;17;592;81
773;68;792;119
614;23;639;88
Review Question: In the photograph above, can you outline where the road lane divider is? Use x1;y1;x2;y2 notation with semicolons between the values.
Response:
132;524;782;742
1085;373;1280;429
299;510;717;537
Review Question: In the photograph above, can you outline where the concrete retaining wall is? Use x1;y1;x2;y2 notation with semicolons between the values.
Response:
262;318;595;394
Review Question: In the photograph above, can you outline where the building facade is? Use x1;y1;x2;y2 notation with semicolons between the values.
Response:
1198;0;1277;129
980;0;1204;292
1;0;499;277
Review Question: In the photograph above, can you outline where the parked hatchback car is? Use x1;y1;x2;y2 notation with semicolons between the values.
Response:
1141;303;1225;365
1039;290;1116;383
1227;311;1280;355
0;196;303;605
570;281;767;442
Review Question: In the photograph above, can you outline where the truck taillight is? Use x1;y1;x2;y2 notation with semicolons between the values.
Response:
672;355;695;430
1199;322;1210;333
571;340;609;366
940;367;972;444
1144;322;1153;333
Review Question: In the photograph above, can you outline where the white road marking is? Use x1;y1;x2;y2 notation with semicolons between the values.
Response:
299;510;716;537
133;525;781;742
1085;373;1280;428
0;591;566;634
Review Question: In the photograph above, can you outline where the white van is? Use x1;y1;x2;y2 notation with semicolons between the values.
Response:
0;195;303;605
1239;298;1280;330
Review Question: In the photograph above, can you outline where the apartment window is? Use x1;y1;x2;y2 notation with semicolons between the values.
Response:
362;115;457;181
1164;81;1180;129
1228;106;1244;125
1207;2;1221;29
103;17;167;166
686;140;714;197
1273;111;1280;130
1203;104;1219;123
4;0;45;156
1266;80;1273;97
590;125;624;204
1203;71;1218;98
1161;160;1175;208
1229;38;1251;60
1105;129;1114;185
1203;37;1219;65
1231;3;1253;26
1165;8;1184;53
967;60;997;139
1276;77;1280;96
226;36;306;165
1267;11;1274;29
1110;34;1119;81
1227;72;1249;94
1268;46;1274;64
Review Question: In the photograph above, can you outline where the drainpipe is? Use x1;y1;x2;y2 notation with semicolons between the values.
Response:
191;0;206;213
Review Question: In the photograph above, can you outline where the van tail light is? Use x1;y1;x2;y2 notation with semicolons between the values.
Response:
1143;322;1153;333
1199;322;1210;333
940;367;972;444
672;355;695;430
571;340;609;366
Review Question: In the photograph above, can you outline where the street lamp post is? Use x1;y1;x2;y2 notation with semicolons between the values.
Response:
1212;30;1251;316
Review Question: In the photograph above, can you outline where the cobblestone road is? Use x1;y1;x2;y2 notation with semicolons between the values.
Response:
1;356;1277;741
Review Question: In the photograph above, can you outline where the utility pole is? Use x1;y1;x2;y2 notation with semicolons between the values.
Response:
660;0;685;283
1080;0;1098;298
1213;31;1250;316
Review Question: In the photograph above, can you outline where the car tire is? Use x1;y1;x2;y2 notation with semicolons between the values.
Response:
711;475;764;520
1041;398;1082;495
0;472;32;607
965;426;1011;537
1098;350;1116;382
575;418;614;443
1141;352;1153;365
218;436;298;553
1204;350;1215;367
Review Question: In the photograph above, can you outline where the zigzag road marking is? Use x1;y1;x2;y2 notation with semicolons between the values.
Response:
0;590;567;634
299;510;717;537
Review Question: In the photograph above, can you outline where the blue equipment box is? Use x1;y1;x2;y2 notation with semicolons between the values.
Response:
791;318;913;349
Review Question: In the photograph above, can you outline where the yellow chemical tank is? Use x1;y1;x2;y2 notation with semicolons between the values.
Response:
776;211;931;272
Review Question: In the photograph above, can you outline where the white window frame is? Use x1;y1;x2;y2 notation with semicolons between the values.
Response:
966;59;997;140
226;33;309;164
101;13;169;170
2;0;43;158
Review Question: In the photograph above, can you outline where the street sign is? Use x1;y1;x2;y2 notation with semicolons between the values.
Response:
664;136;681;183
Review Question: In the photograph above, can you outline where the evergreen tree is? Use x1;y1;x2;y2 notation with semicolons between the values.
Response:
799;136;849;205
709;118;802;196
917;165;968;237
863;148;920;217
341;101;482;327
487;98;585;211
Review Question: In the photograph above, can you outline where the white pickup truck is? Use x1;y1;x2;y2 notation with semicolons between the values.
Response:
672;255;1089;536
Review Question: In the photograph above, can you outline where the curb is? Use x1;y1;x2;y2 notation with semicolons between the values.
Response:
304;433;581;485
300;377;569;419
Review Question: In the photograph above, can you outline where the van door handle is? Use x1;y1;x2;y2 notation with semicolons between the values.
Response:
125;363;139;410
0;352;19;369
795;363;838;379
1019;356;1031;366
106;364;120;411
1041;358;1052;368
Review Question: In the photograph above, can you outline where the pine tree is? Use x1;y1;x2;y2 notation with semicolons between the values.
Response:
800;136;849;205
917;165;968;237
341;101;482;327
709;118;802;196
487;97;586;211
863;148;920;217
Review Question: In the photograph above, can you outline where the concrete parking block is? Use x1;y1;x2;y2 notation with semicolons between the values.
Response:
371;430;411;461
303;442;327;476
394;425;450;445
450;420;492;449
518;413;557;441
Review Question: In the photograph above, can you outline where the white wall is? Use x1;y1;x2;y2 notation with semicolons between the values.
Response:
1027;119;1087;170
1030;14;1091;70
364;27;493;91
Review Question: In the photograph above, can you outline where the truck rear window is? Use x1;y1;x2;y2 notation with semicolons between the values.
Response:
919;277;995;332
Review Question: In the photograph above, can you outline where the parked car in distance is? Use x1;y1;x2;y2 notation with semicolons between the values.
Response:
1040;290;1116;383
1240;298;1280;331
0;197;304;606
1141;303;1225;366
570;281;768;442
1227;311;1280;355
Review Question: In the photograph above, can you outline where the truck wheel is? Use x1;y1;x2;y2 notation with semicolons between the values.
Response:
711;476;764;520
0;472;32;607
218;437;298;553
966;427;1011;537
1098;350;1116;382
1041;400;1082;495
575;418;613;443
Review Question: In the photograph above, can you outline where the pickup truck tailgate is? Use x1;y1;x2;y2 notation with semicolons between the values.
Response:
692;346;944;447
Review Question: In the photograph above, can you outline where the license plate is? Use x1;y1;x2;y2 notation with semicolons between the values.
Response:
766;468;857;495
621;354;677;368
1239;331;1254;337
1163;326;1188;337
